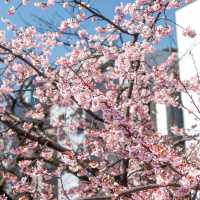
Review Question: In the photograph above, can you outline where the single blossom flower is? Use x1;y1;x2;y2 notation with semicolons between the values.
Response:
183;26;197;38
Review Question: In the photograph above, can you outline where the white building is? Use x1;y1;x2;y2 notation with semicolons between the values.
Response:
176;0;200;140
146;48;184;135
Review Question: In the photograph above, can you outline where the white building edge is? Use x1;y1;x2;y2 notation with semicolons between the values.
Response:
176;0;200;149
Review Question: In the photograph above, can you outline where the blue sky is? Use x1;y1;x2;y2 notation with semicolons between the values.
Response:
0;1;133;28
0;1;177;50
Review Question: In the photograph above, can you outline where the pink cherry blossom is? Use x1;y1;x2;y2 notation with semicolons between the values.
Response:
0;0;199;200
183;26;197;38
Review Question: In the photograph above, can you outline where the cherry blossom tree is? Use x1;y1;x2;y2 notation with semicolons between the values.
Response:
0;0;200;200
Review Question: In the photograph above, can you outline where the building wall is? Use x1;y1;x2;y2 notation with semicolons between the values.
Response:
146;49;183;135
176;1;200;133
176;0;200;149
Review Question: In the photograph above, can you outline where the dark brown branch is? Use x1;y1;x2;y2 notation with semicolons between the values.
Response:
117;183;180;199
74;0;136;36
0;118;71;153
79;183;180;200
0;44;45;77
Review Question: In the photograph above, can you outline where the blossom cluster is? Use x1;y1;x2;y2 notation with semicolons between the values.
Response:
0;0;199;200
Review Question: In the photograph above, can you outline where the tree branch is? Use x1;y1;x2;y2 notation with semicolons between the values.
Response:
0;44;45;77
0;118;71;154
74;0;137;36
79;183;180;200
